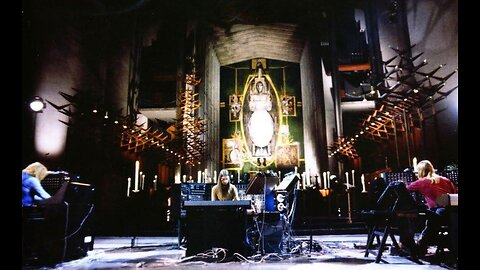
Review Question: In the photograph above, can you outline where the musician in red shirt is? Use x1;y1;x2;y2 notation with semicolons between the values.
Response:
406;160;457;256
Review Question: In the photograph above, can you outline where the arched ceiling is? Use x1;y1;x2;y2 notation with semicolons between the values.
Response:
187;0;331;66
211;23;305;66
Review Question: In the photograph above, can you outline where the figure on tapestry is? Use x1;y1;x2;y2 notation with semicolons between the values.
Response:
246;63;274;157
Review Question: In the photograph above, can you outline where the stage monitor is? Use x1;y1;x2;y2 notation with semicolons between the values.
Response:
245;173;279;195
275;172;300;192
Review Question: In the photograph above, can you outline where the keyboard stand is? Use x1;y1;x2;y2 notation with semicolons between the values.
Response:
364;211;400;263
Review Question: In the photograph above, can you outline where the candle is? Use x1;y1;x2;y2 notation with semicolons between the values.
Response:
323;172;327;189
134;161;140;191
141;174;145;190
413;157;418;172
175;175;179;184
182;174;186;183
127;177;131;197
327;171;330;189
202;172;205;183
345;172;349;188
361;174;367;193
153;175;158;191
198;171;201;183
214;170;217;183
278;171;281;180
351;170;355;187
301;172;306;189
294;166;298;174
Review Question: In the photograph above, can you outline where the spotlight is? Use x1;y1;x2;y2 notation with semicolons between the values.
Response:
29;96;46;112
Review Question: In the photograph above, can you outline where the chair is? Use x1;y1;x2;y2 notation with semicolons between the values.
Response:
363;181;422;263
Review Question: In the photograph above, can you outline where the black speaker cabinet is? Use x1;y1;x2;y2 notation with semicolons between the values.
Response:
22;205;67;267
22;203;95;266
185;203;249;257
259;212;283;253
63;204;95;261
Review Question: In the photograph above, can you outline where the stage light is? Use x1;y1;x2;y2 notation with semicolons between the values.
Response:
29;96;46;112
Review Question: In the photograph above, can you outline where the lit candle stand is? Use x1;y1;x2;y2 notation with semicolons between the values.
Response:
301;172;306;189
318;172;331;197
347;191;353;223
319;187;331;197
345;172;353;224
354;173;372;212
127;177;131;197
153;175;158;191
326;171;330;188
322;172;327;189
361;174;367;193
351;170;355;188
345;172;350;189
133;161;140;193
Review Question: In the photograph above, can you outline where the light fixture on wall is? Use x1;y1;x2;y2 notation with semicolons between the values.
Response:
29;96;46;112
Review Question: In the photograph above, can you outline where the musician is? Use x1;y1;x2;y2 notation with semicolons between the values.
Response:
22;162;51;206
406;160;457;256
211;169;239;201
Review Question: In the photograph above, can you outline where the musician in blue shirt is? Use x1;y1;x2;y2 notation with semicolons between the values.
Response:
22;162;51;206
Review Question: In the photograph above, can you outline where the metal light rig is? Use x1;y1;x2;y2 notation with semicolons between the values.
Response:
329;44;457;160
179;59;207;166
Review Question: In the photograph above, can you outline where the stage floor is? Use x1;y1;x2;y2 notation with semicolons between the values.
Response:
23;234;455;269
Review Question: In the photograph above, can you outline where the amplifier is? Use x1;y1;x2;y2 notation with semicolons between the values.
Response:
171;183;214;221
